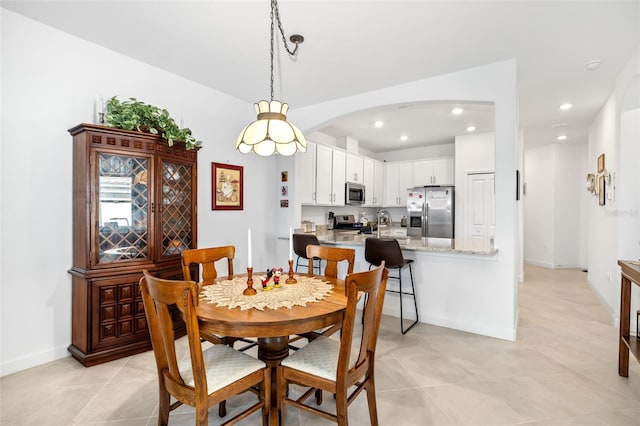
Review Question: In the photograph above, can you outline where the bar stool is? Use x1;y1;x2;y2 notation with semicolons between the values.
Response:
364;237;419;334
293;233;321;274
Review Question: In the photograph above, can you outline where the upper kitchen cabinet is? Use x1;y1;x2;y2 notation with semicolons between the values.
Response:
363;157;384;206
346;153;364;183
296;141;317;204
315;144;346;206
413;157;454;186
383;162;413;207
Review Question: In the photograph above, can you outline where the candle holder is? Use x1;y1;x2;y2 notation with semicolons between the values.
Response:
286;259;297;284
243;267;257;296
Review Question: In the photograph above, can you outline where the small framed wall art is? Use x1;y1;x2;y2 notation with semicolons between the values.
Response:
597;153;605;173
598;174;606;206
212;162;243;210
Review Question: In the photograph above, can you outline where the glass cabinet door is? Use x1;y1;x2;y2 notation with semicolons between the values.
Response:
159;159;193;257
96;153;150;265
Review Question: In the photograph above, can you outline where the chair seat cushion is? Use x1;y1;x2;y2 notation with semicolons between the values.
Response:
180;343;265;393
281;336;357;381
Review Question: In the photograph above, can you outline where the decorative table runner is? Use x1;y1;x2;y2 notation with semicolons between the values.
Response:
201;275;334;311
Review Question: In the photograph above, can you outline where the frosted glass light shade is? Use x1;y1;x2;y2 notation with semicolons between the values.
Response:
236;100;307;156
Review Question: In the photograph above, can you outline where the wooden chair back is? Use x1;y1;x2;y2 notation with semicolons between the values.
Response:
277;263;389;425
341;263;388;377
306;245;355;279
140;270;268;425
139;271;209;419
181;245;235;284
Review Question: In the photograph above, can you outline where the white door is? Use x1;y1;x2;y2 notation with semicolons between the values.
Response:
465;172;495;250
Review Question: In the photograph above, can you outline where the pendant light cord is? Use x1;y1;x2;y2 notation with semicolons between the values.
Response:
270;0;300;101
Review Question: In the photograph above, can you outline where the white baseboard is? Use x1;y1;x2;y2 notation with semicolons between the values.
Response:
524;258;554;268
1;344;69;377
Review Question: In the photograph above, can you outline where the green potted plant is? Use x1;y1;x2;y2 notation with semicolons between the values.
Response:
104;96;202;150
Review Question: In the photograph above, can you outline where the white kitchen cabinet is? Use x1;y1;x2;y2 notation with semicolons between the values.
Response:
383;162;413;206
346;153;364;183
316;144;346;206
331;150;346;206
412;157;454;186
296;141;316;204
363;158;384;206
433;158;454;184
373;160;384;206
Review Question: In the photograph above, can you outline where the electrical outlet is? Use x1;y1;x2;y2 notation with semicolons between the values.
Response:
606;271;611;281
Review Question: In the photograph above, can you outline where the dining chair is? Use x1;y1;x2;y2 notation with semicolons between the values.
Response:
293;233;322;274
277;263;389;426
181;246;256;348
139;270;270;426
181;246;257;418
305;245;355;279
292;245;356;347
364;237;419;334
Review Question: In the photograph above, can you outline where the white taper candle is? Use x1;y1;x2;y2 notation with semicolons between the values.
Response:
247;228;252;267
289;227;293;260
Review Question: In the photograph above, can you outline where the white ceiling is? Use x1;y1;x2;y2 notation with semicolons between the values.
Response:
3;1;638;152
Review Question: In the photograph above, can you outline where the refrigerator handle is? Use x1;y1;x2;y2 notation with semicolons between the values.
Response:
421;201;428;238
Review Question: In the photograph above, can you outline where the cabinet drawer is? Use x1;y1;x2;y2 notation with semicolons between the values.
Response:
92;276;147;350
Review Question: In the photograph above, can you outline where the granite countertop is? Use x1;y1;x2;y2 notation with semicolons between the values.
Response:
304;230;498;256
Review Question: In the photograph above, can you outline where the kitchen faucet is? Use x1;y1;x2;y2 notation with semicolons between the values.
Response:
376;209;392;238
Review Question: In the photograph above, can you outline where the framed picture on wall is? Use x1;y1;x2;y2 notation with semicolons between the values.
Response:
598;174;606;206
597;154;605;173
212;162;243;210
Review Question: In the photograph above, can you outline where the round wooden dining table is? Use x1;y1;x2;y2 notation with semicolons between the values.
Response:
196;274;348;425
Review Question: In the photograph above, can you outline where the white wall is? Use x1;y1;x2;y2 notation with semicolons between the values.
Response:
618;108;640;260
524;144;586;269
290;60;520;341
587;46;640;325
454;132;495;240
524;145;556;267
553;144;587;268
375;142;455;162
0;11;280;375
1;12;523;374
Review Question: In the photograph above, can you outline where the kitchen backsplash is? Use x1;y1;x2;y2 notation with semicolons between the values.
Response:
301;205;407;227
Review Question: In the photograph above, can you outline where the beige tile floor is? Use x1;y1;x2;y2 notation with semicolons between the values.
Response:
2;264;640;425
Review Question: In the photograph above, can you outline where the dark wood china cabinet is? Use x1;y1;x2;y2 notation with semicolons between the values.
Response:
68;124;198;366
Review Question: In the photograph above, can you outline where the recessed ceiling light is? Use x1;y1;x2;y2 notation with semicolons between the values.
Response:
559;103;573;111
400;135;408;142
374;121;384;128
451;108;464;115
466;126;476;132
551;122;568;128
585;60;601;71
557;135;567;141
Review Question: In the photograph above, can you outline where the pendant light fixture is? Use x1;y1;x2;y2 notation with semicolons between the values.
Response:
236;0;307;156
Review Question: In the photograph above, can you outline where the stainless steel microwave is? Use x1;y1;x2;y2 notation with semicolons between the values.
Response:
345;182;365;205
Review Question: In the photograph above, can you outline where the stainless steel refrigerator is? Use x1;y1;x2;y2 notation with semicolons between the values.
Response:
406;186;455;238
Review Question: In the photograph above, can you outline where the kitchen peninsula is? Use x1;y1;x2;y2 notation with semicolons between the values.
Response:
312;229;497;256
285;228;507;341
